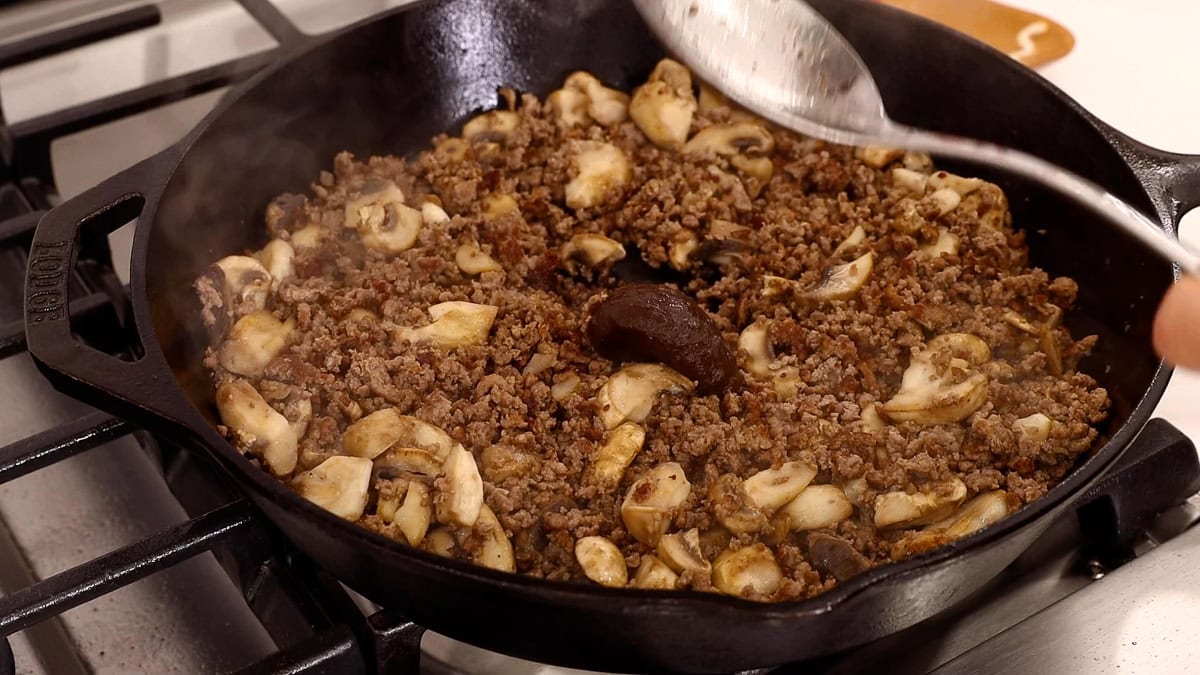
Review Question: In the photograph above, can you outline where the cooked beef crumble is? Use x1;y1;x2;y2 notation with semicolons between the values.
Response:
196;61;1109;602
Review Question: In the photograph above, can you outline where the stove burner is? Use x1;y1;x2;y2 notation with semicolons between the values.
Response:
0;3;1196;674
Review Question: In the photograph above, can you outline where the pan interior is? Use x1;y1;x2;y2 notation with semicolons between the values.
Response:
147;0;1169;508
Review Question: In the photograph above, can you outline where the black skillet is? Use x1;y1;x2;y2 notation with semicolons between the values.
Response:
22;0;1200;672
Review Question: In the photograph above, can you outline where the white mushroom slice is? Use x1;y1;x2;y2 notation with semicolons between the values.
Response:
394;481;432;546
574;536;628;588
596;363;694;430
856;145;903;168
712;544;783;599
920;228;960;257
1003;310;1040;335
482;193;520;219
656;528;711;575
472;504;515;572
928;171;984;196
547;87;590;127
421;202;450;225
216;379;298;476
290;224;322;250
621;462;692;546
342;409;455;461
396;301;499;348
288;397;313;439
743;461;819;514
842;477;869;506
461;110;520;145
730;155;774;197
375;447;443;478
347;308;378;324
561;233;626;272
832;225;867;257
629;58;696;150
435;137;470;162
522;351;557;377
668;230;699;271
212;255;271;315
423;527;458;557
860;404;886;432
455;242;501;275
683;122;775;158
218;311;294;377
478;445;539;483
563;71;630;125
585;422;646;489
292;455;373;520
737;319;773;378
903;151;934;172
891;167;929;195
929;187;962;216
565;141;632;210
930;490;1009;537
873;476;968;529
551;372;582;402
776;485;854;531
880;333;991;425
1014;413;1053;442
360;202;423;254
343;181;405;230
710;474;767;534
709;219;751;239
804;252;874;301
436;444;485;527
377;492;400;524
631;554;679;589
257;239;294;289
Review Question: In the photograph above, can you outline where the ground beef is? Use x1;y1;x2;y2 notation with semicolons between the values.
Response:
196;64;1109;602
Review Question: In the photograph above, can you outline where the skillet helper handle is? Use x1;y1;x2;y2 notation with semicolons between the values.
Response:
1074;419;1200;565
25;150;186;427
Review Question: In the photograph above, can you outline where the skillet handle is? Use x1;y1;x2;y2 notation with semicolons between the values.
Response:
24;148;194;431
1109;137;1200;228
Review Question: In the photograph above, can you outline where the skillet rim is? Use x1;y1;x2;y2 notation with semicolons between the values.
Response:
135;0;1175;618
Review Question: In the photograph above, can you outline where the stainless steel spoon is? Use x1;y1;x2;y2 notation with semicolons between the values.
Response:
632;0;1200;274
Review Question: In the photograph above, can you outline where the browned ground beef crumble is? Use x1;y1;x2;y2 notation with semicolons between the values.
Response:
197;62;1109;602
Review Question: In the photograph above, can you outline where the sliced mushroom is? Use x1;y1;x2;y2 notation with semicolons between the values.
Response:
842;477;869;506
1014;413;1053;442
421;202;450;225
631;554;679;589
565;141;632;210
856;145;903;169
479;445;539;483
656;528;711;575
483;193;520;219
360;202;423;254
880;333;991;425
743;461;818;514
547;87;590;127
859;404;886;432
766;253;874;302
472;504;516;572
563;71;630;126
891;490;1009;559
736;320;801;397
586;422;647;489
290;224;322;250
375;446;444;479
218;311;294;377
776;485;854;531
891;167;929;195
342;409;455;461
575;536;628;587
920;228;960;258
873;476;968;529
903;151;934;172
257;239;294;289
423;526;458;558
292;455;373;520
344;180;404;229
395;301;499;348
806;533;872;582
522;351;557;377
1003;310;1040;335
394;481;432;546
436;444;485;528
683;122;774;158
596;363;694;430
551;372;582;402
561;233;626;272
730;155;774;197
461;110;520;145
211;255;271;317
668;230;699;271
455;242;502;275
216;379;298;476
928;171;984;196
709;473;767;534
712;544;783;599
929;187;962;216
832;225;866;257
629;58;697;150
621;462;692;546
347;308;378;324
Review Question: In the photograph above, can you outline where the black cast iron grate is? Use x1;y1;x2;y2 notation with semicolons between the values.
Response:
0;3;1198;675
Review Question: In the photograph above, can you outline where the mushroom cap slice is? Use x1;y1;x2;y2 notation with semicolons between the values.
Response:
737;319;773;378
257;239;295;289
436;444;485;528
683;121;775;157
218;311;294;377
621;462;692;546
880;333;991;425
629;59;696;150
394;481;432;546
743;461;818;514
574;536;628;588
342;409;455;461
632;554;679;589
212;255;272;316
775;484;854;532
395;301;499;348
596;363;694;430
565;141;632;210
292;455;373;520
709;473;767;534
655;528;711;575
586;422;647;489
1013;413;1053;442
804;252;874;301
873;476;968;529
216;379;298;476
455;242;501;275
712;544;783;599
931;489;1010;538
471;504;516;572
561;233;626;272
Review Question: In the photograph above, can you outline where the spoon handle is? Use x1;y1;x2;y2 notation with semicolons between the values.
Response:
883;124;1200;276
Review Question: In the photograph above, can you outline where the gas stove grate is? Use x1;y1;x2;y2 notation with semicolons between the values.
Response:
0;3;424;674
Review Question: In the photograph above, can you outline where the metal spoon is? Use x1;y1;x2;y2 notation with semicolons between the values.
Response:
632;0;1200;274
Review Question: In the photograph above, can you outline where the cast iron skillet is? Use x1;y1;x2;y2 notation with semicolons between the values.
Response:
22;0;1200;671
